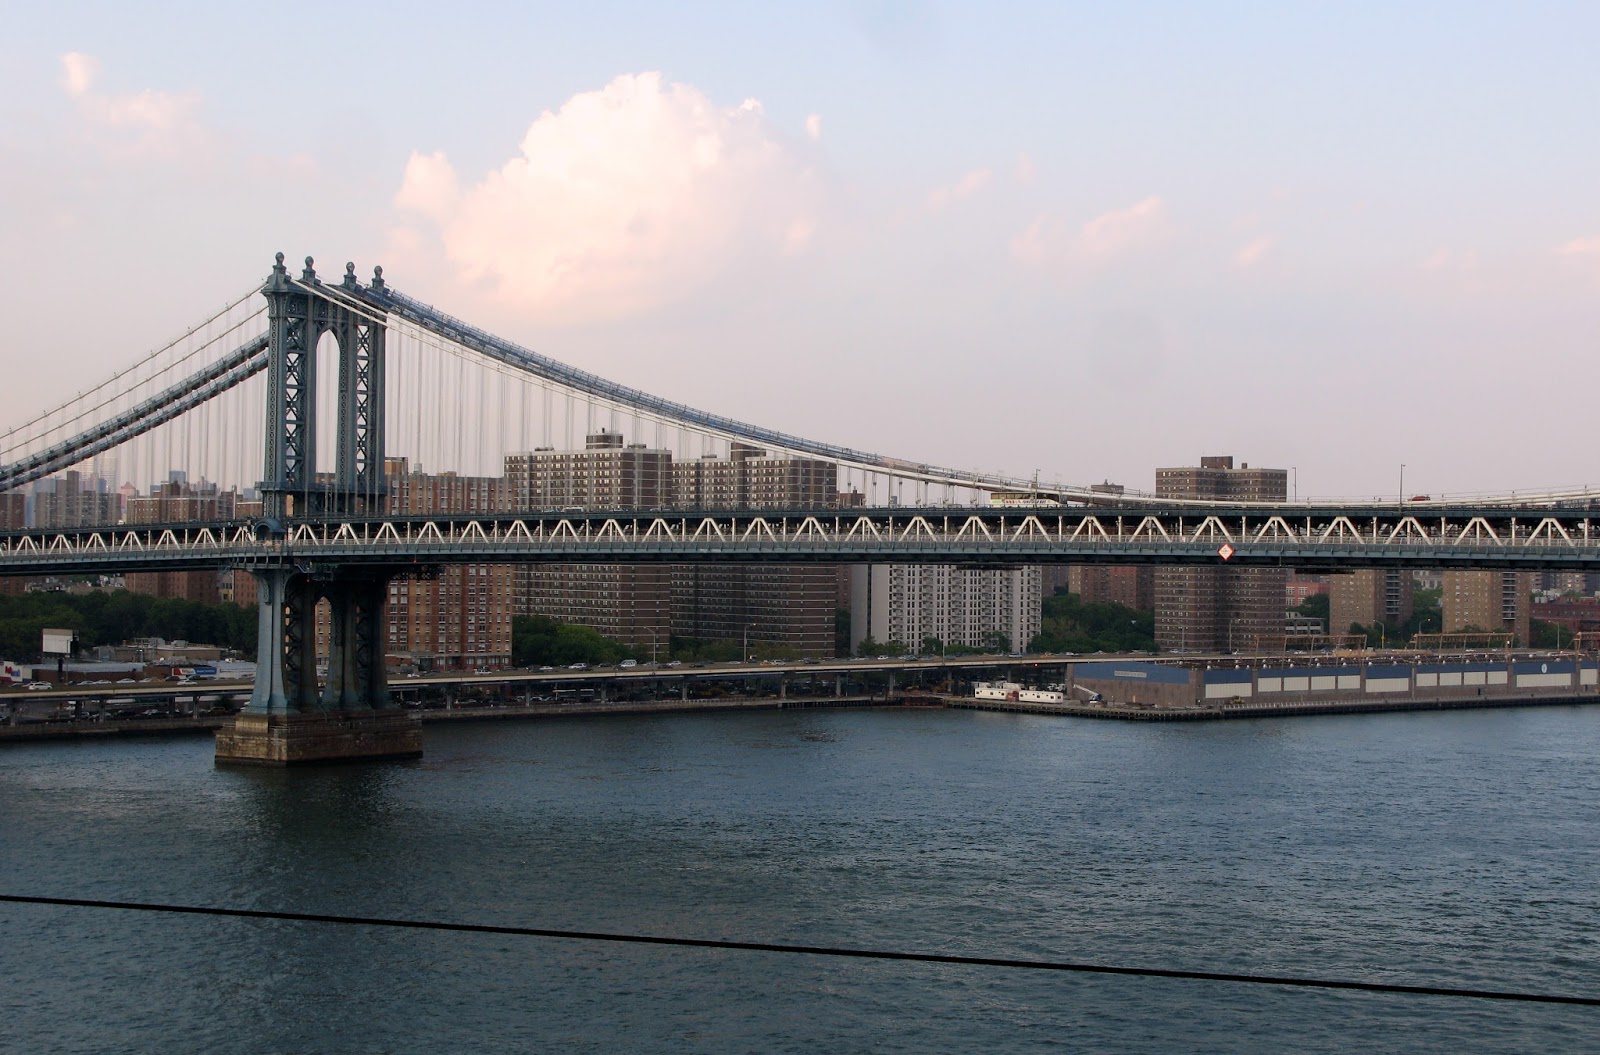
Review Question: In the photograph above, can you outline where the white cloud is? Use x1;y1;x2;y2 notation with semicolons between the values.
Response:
925;167;992;210
1079;196;1171;257
58;51;202;150
1011;196;1173;272
805;113;822;142
1420;247;1479;273
1233;235;1274;267
391;72;822;322
1558;235;1600;287
393;151;460;223
60;52;96;98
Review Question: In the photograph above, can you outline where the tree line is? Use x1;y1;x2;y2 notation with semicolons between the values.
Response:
0;590;256;661
1029;590;1156;654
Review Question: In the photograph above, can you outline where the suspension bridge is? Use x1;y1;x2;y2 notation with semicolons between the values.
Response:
3;253;1596;762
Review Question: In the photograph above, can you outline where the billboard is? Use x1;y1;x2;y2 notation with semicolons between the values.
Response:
42;629;76;656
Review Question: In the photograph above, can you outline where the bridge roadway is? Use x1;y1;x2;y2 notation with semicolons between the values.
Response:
6;502;1600;577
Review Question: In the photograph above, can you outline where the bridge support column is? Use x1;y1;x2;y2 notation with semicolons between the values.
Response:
217;565;418;766
239;567;311;715
320;576;390;712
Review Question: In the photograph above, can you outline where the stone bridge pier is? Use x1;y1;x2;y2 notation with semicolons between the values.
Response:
216;254;418;765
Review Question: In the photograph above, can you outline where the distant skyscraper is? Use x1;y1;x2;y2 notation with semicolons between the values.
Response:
1154;456;1288;651
34;470;118;529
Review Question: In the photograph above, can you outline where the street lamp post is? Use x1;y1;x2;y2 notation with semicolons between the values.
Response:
743;625;751;664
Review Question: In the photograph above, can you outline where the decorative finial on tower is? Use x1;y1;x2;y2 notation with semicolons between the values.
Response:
266;251;290;291
342;261;360;290
302;256;317;283
370;264;386;292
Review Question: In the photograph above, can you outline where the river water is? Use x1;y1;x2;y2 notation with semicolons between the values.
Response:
2;706;1598;1053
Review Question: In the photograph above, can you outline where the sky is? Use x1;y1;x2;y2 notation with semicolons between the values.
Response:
3;1;1598;501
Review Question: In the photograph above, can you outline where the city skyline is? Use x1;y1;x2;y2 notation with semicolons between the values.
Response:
4;3;1599;500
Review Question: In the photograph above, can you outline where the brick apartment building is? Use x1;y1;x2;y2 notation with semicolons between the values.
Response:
1154;455;1288;651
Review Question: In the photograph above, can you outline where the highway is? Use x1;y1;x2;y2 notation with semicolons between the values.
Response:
2;647;1548;712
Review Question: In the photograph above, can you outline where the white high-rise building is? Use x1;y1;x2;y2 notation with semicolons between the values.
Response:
849;564;1041;654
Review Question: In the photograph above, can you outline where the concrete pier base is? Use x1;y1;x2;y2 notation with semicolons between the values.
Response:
215;711;422;766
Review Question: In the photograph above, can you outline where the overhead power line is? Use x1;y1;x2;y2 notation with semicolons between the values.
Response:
2;894;1594;1009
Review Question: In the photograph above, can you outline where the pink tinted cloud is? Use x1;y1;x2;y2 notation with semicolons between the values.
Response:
391;72;822;323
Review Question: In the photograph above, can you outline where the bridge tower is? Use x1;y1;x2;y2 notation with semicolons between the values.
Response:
216;254;420;765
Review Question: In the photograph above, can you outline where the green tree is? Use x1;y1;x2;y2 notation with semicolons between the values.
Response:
512;615;638;666
1030;590;1156;654
1295;593;1330;624
1402;587;1443;643
1530;619;1565;649
0;590;256;660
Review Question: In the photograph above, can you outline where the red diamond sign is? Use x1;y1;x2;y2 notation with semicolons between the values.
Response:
1217;543;1235;561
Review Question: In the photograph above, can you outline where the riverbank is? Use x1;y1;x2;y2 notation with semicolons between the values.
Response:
950;691;1598;720
5;688;1597;744
0;695;900;743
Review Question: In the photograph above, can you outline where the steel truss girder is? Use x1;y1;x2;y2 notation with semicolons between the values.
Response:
8;505;1600;575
